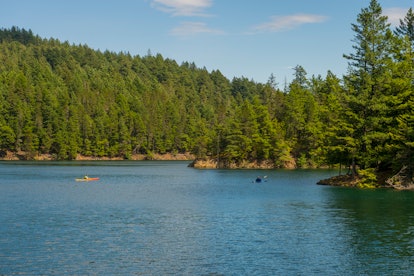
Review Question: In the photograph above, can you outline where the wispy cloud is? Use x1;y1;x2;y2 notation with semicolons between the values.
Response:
151;0;212;17
170;21;224;36
252;13;329;33
383;7;408;25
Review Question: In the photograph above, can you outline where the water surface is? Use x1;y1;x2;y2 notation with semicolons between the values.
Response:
1;161;413;275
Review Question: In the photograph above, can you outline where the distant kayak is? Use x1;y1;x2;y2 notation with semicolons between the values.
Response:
75;176;99;182
254;175;267;183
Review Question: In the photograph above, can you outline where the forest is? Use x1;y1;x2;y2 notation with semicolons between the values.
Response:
0;1;413;187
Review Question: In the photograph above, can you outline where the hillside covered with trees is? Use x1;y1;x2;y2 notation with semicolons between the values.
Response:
0;1;413;187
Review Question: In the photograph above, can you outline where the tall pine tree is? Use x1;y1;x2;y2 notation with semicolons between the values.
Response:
342;0;394;173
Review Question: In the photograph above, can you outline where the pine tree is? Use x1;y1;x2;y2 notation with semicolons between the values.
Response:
395;7;414;48
342;0;394;173
388;8;414;180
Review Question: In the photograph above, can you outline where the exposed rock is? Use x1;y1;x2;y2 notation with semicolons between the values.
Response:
385;166;414;190
318;166;414;190
188;158;217;168
148;153;194;161
189;158;293;169
317;174;361;187
0;151;195;161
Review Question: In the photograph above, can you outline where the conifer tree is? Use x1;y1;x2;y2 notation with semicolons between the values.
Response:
395;7;414;48
389;8;414;178
342;0;394;173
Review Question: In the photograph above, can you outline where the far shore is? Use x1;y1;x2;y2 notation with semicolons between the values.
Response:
0;151;195;162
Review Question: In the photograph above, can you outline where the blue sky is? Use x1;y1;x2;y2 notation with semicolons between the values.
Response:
1;0;412;85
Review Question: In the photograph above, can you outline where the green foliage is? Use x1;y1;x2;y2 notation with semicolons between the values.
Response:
342;0;394;169
297;153;308;168
0;27;292;163
0;2;413;178
335;0;414;176
0;125;16;150
395;7;414;48
357;168;378;189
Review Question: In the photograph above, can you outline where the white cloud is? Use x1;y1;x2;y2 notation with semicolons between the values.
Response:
252;13;329;33
151;0;212;17
170;21;224;36
383;7;407;26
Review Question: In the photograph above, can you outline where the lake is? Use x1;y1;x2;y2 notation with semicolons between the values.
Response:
1;161;414;275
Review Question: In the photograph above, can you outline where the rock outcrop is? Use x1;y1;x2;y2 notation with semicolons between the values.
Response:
385;166;414;190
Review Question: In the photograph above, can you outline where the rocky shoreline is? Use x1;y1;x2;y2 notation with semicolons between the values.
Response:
188;159;279;169
317;166;414;190
188;158;297;169
1;152;295;169
317;174;361;187
0;151;195;161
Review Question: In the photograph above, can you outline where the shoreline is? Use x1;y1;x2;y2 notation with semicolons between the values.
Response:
188;157;297;169
0;151;195;161
317;169;414;190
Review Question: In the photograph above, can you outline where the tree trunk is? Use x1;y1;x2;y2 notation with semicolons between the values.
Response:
351;157;357;176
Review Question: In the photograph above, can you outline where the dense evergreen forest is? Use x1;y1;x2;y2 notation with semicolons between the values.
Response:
0;1;413;186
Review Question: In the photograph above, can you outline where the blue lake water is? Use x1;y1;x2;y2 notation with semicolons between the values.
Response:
1;161;414;275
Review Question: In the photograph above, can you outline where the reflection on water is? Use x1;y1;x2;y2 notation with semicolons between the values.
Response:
323;188;414;274
1;161;414;275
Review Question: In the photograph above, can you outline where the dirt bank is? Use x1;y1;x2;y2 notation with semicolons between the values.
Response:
0;151;195;161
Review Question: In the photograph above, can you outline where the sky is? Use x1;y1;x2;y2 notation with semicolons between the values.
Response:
0;0;413;85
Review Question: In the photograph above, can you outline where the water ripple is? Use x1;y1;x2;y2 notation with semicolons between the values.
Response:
1;162;414;274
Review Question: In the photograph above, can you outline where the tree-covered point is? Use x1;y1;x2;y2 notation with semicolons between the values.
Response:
0;0;413;183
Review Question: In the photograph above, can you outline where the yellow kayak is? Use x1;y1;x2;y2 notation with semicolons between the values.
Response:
75;176;100;182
